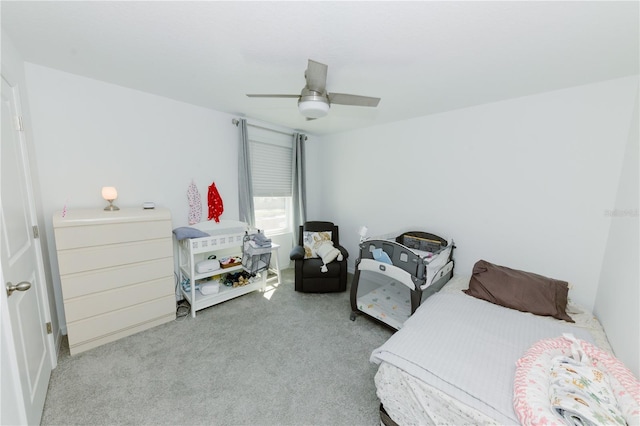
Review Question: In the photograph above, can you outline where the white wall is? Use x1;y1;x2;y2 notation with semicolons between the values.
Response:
308;76;638;314
594;90;639;377
24;64;241;331
18;60;639;372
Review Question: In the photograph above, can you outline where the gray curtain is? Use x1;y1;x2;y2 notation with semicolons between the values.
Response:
237;118;255;227
291;132;307;238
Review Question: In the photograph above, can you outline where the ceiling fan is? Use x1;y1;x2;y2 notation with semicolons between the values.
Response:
246;59;381;119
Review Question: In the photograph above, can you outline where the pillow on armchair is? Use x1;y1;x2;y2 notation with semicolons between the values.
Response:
315;240;343;272
302;231;332;258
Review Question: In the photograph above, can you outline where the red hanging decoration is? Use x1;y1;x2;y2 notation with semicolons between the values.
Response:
208;182;224;223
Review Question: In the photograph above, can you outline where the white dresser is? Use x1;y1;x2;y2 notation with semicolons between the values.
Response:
53;207;175;355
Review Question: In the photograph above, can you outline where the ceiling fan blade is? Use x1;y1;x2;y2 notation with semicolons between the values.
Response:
246;94;300;98
305;59;328;93
328;93;380;107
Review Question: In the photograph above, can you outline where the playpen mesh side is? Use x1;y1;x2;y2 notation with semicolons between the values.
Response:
358;240;425;279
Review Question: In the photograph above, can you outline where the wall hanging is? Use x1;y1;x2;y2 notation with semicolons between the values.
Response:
187;180;202;225
208;181;224;223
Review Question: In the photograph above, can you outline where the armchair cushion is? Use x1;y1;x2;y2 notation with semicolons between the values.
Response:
301;258;344;279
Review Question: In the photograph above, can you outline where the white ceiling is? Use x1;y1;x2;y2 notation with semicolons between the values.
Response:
2;1;638;136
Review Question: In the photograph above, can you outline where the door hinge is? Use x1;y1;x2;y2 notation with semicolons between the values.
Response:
46;322;52;334
14;115;24;131
33;225;39;239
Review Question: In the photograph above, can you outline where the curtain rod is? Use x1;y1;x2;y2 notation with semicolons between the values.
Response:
232;118;307;140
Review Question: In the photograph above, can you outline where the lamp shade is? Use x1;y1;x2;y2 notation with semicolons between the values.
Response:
101;186;118;200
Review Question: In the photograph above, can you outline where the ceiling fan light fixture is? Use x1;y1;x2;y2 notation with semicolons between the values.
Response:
247;59;380;119
298;97;330;119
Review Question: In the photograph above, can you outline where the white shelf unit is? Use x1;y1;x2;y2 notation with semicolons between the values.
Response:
175;221;266;317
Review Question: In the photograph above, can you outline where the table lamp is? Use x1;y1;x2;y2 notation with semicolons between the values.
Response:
101;186;120;211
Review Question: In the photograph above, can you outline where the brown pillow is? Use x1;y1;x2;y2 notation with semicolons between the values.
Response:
463;260;574;322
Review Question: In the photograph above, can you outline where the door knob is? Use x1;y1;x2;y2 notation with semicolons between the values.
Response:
6;281;31;297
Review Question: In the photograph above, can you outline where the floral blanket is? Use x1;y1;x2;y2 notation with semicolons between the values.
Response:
514;334;639;426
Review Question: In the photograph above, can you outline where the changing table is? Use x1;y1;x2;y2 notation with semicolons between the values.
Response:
175;220;268;317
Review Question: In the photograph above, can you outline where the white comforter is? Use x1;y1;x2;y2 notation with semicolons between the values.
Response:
370;285;596;424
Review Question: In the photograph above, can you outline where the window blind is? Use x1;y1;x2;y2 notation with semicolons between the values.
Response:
249;129;293;197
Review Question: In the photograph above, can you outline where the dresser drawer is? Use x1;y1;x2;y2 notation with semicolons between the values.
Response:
60;257;173;299
57;238;172;275
66;295;176;349
54;220;171;250
63;276;174;322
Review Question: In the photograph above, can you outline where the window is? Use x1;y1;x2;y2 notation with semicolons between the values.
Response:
248;126;293;235
254;196;291;235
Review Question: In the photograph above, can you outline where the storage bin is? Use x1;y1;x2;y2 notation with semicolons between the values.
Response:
242;232;272;275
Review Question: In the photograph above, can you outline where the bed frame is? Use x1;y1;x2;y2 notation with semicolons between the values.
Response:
380;404;399;426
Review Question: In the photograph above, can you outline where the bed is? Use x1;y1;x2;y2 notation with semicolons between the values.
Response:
370;268;639;426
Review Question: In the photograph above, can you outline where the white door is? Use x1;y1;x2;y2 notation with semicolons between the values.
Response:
1;76;55;425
